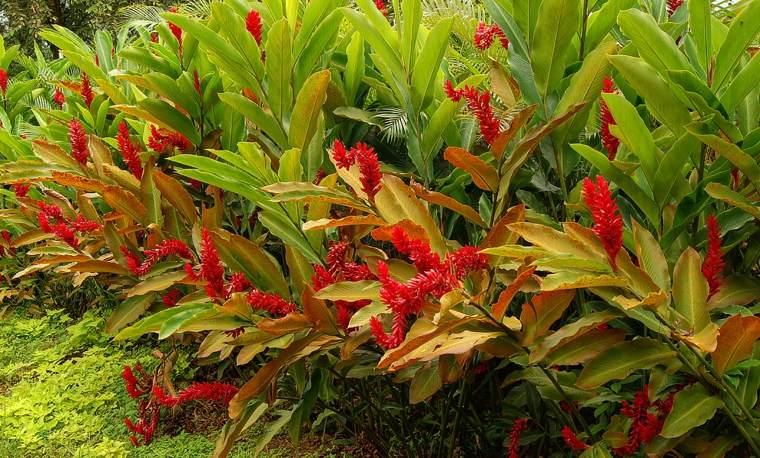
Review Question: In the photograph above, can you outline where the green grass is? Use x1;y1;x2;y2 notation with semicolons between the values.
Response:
0;308;338;458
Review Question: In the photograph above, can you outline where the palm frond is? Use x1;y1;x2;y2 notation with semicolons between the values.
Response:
375;107;409;143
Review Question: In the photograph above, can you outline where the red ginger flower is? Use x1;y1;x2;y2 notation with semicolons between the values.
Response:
600;77;620;160
68;119;90;165
246;10;263;45
162;289;183;307
228;272;252;293
70;214;100;233
53;88;66;108
148;125;191;153
701;215;724;297
473;22;509;50
444;81;501;145
124;410;158;447
13;183;30;198
167;7;183;47
247;289;296;315
331;140;383;201
117;121;143;179
582;176;623;269
200;228;226;298
667;0;683;16
150;32;159;43
153;382;238;407
562;426;590;451
390;226;442;272
122;239;195;276
507;418;529;458
0;68;8;95
80;73;94;107
374;0;389;17
122;364;149;398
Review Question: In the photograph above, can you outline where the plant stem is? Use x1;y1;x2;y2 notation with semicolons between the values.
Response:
578;0;590;60
447;378;469;458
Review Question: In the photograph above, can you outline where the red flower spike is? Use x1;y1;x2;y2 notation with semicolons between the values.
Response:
390;227;442;272
150;32;159;43
13;183;30;198
246;11;263;45
370;312;407;349
444;80;461;101
123;239;195;276
507;418;529;458
153;382;239;408
582;176;623;269
70;214;100;233
613;386;673;456
600;77;620;160
0;68;7;95
667;0;683;16
200;228;226;298
444;82;500;145
69;119;90;165
354;143;383;201
332;139;353;169
162;289;183;307
117;121;143;179
562;426;590;451
147;125;191;153
374;0;389;17
193;70;202;97
246;289;295;315
167;7;183;48
228;272;252;293
702;215;724;296
53;88;66;108
474;22;509;50
81;73;94;107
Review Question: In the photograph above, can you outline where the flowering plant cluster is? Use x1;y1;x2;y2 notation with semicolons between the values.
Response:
0;1;758;457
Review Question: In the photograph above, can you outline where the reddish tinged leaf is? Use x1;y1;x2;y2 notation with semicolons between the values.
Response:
712;315;760;375
443;147;498;191
519;290;575;345
371;219;430;244
410;181;485;227
490;105;537;160
480;204;525;249
257;313;311;335
493;265;536;321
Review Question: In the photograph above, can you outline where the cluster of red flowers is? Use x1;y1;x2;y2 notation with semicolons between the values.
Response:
162;289;183;307
667;0;683;16
582;176;623;269
152;382;239;408
167;7;183;49
121;239;195;276
701;215;724;297
53;88;66;108
122;363;158;446
68;119;90;165
312;241;377;328
600;77;619;160
561;426;590;451
147;125;191;153
369;227;488;348
374;0;389;17
332;140;383;201
613;386;674;456
37;201;100;248
0;68;8;95
507;418;529;458
199;228;225;298
117;121;144;179
473;22;509;50
0;230;16;257
12;183;30;198
246;10;263;45
80;73;94;107
444;80;501;145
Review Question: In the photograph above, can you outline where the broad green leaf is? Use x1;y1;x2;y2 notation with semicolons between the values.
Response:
313;280;381;302
704;183;760;220
720;51;760;111
545;328;627;366
409;364;443;404
484;0;530;59
530;0;581;97
520;290;575;345
661;384;723;438
685;125;760;193
617;8;691;77
219;93;288;150
344;32;365;104
579;443;614;458
708;276;760;310
672;247;710;332
105;294;156;335
259;209;322;265
584;0;634;56
712;0;760;89
711;315;760;374
410;17;452;111
126;270;188;297
288;70;330;152
632;220;670;293
576;338;675;389
115;304;213;340
530;311;619;363
139;98;200;145
265;20;293;122
688;0;711;72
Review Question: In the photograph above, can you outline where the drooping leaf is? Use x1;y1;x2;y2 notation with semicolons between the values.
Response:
712;314;760;375
661;384;723;438
576;338;675;389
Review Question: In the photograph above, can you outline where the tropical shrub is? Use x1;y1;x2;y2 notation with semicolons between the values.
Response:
0;0;758;456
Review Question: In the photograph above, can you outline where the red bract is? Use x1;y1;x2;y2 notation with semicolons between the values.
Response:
200;228;226;298
562;426;590;451
53;88;66;108
193;70;201;96
390;227;442;272
124;410;158;447
122;364;149;398
117;121;143;179
246;289;295;316
444;81;501;145
148;125;191;153
12;183;30;198
80;73;94;107
150;32;159;43
701;215;724;297
228;272;252;293
246;10;263;45
473;22;509;50
332;139;353;169
0;68;8;94
69;119;90;165
582;176;623;269
613;386;671;456
507;418;529;458
331;140;383;201
122;239;195;276
152;382;238;408
162;289;183;307
667;0;683;16
70;214;101;233
167;7;183;48
600;77;619;160
370;311;407;349
374;0;389;17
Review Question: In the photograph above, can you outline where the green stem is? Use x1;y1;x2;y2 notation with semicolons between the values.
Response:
578;0;590;60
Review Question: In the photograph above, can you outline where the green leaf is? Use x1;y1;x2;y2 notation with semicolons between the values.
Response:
410;17;452;111
288;70;330;152
617;8;691;78
126;270;188;297
660;384;723;438
139;99;200;145
313;280;381;302
688;0;711;72
720;51;760;112
672;247;710;332
218;93;288;150
343;32;365;104
579;443;614;458
115;304;213;341
576;338;675;389
712;0;760;89
484;0;530;59
530;0;581;98
265;20;293;123
259;210;322;265
704;183;760;220
409;364;443;404
105;294;156;335
685;124;760;194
